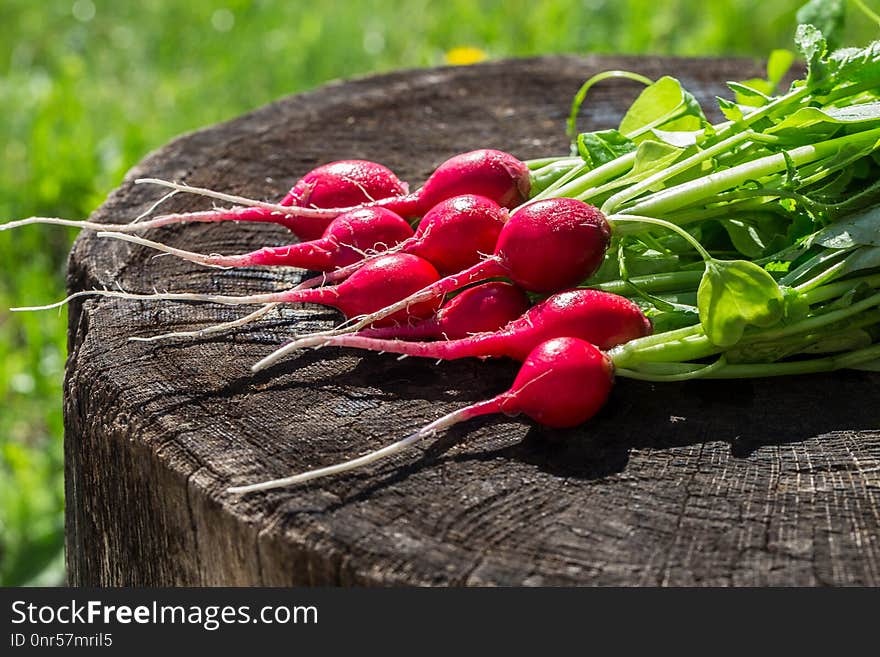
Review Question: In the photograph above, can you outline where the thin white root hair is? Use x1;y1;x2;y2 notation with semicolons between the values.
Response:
96;232;232;269
129;302;280;342
250;327;349;371
131;189;179;223
11;288;288;312
135;178;313;216
226;407;469;494
0;217;123;232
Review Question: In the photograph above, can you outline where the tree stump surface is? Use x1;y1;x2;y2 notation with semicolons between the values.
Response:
65;56;880;587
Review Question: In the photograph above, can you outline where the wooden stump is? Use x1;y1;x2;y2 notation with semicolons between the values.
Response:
65;56;880;586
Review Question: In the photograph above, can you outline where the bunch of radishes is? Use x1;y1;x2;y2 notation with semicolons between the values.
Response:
6;148;659;491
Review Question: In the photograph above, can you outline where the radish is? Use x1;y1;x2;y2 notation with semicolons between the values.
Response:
400;193;509;275
0;149;529;236
279;288;650;364
1;160;408;239
17;253;442;329
228;337;614;493
262;159;411;241
98;207;414;270
357;281;531;341
253;197;612;370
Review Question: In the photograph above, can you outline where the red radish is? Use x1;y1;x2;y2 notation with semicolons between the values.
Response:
228;337;614;493
358;281;531;341
281;288;650;364
0;160;408;238
378;148;531;216
280;253;441;326
260;159;411;241
99;207;414;270
403;194;508;275
130;250;525;346
253;197;612;370
18;253;442;328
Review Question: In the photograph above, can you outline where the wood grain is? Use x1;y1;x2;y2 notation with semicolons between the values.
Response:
64;56;880;586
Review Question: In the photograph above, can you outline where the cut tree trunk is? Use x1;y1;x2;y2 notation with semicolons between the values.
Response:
64;56;880;586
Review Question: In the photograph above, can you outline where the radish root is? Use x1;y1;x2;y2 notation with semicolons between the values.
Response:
97;232;233;269
130;302;280;342
226;400;499;493
135;178;341;219
11;288;292;312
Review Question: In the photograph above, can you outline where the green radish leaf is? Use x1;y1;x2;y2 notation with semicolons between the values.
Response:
825;40;880;88
697;259;785;347
717;97;744;122
796;23;829;89
619;76;706;139
728;81;771;107
836;245;880;278
649;128;703;148
796;0;846;50
721;213;789;258
577;129;637;168
767;102;880;141
814;204;880;248
729;50;795;108
766;260;793;274
630;139;685;176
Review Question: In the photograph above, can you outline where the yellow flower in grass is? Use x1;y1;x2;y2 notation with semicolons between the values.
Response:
444;46;488;65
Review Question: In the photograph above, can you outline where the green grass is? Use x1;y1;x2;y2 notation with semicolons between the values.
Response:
1;0;876;586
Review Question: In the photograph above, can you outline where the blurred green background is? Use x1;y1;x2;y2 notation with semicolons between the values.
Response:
0;0;875;586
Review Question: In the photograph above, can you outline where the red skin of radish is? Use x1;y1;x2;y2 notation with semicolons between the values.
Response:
493;337;614;428
380;149;531;217
314;288;650;360
280;253;441;327
404;194;508;275
357;281;530;341
197;207;413;269
277;160;410;240
408;336;615;430
493;197;611;292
